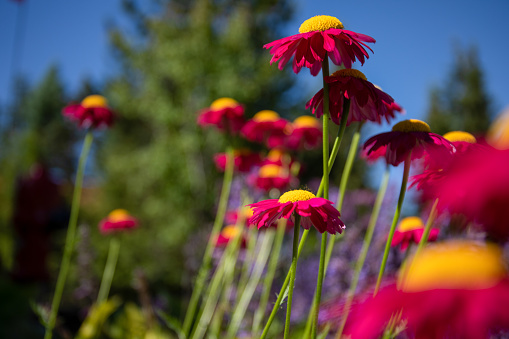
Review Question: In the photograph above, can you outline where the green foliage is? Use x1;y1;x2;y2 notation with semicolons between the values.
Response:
98;0;295;291
427;45;492;135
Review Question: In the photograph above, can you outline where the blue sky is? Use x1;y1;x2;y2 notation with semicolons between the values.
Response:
1;0;508;128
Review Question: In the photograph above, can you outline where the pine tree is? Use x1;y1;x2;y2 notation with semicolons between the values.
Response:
427;45;492;136
98;0;295;287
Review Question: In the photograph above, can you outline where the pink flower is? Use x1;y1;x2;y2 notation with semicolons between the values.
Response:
213;149;261;173
253;164;293;192
264;15;375;75
285;115;322;150
197;97;245;134
344;241;509;339
62;95;114;129
429;147;509;241
306;69;401;125
215;225;247;248
99;209;138;234
248;189;345;234
391;216;439;251
240;110;289;148
363;119;454;166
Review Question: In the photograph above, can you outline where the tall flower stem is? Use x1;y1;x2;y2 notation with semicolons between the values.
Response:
336;166;391;339
97;237;121;304
252;219;287;336
234;225;258;305
415;198;439;254
183;146;235;336
190;221;243;339
305;118;357;339
259;123;347;339
375;154;412;294
45;131;93;339
284;215;301;339
226;230;274;339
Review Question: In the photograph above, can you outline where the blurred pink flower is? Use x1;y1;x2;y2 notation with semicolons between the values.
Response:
285;115;322;150
241;110;288;148
391;216;439;251
213;149;261;173
99;209;138;234
62;95;114;129
197;97;245;134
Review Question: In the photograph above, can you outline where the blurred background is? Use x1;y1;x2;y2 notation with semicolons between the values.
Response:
0;0;508;338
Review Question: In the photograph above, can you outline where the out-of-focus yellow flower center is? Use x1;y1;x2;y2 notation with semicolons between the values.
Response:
108;209;131;222
293;115;320;128
210;97;239;110
258;164;283;178
278;189;316;203
487;110;509;150
443;131;477;143
397;216;424;232
331;69;367;81
253;110;280;122
242;207;254;219
299;15;344;33
221;225;240;239
399;241;507;292
392;119;431;133
81;95;108;108
267;148;285;161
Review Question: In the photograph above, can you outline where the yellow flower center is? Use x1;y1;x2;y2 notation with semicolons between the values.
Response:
81;95;108;108
210;97;239;110
299;15;344;33
267;148;285;161
399;241;507;292
331;69;367;81
397;216;424;232
258;164;283;178
278;189;316;203
253;110;280;122
443;131;477;143
108;209;131;222
392;119;431;133
221;225;240;239
293;115;320;128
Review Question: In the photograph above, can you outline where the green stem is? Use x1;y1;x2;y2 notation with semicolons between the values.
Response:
375;154;411;294
259;120;348;339
97;237;121;304
235;225;258;304
252;220;287;336
45;131;93;339
226;231;274;339
415;198;439;254
190;220;243;339
336;166;390;339
284;215;301;339
182;146;235;336
305;118;357;339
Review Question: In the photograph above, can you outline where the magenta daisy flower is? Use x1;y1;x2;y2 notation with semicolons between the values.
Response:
264;15;375;75
248;189;345;234
285;115;322;150
429;147;509;241
391;216;439;251
62;95;114;129
197;97;245;134
252;164;293;192
363;119;454;166
213;149;261;173
99;209;138;234
240;110;289;148
344;241;509;339
215;225;247;248
306;69;400;125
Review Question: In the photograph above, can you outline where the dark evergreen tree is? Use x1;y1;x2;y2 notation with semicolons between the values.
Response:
427;45;492;136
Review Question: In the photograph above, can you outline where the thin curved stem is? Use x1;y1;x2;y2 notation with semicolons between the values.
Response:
183;146;235;336
252;219;286;336
97;237;121;304
375;154;411;294
336;167;390;338
416;198;439;254
283;215;301;339
45;131;93;339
